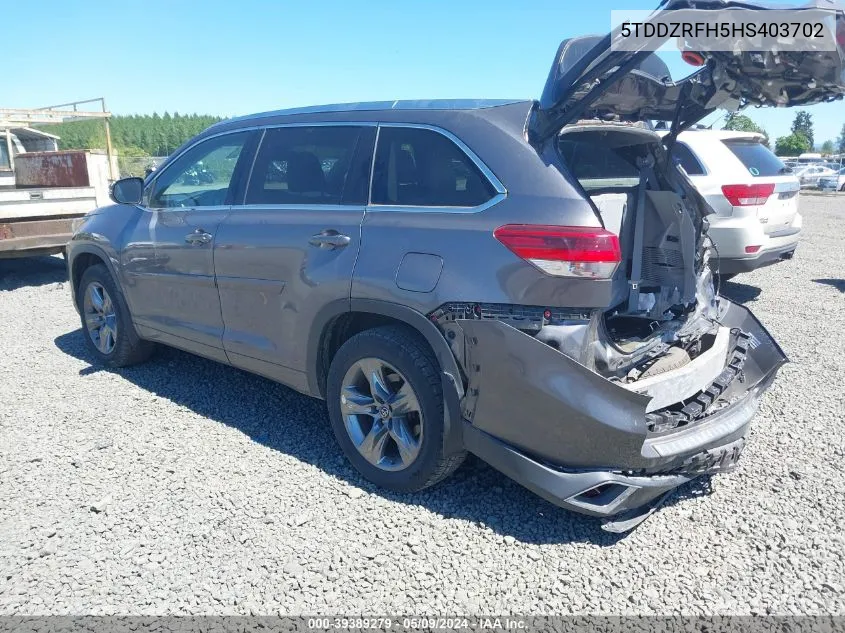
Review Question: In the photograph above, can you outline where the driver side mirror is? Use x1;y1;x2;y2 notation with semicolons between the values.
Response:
110;177;144;205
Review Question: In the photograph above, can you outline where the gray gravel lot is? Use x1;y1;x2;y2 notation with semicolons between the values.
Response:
1;195;843;616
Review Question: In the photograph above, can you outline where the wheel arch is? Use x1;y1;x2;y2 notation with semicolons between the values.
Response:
307;299;466;454
68;245;119;310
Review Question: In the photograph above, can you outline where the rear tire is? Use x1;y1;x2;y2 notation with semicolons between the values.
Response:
77;264;154;368
326;325;465;493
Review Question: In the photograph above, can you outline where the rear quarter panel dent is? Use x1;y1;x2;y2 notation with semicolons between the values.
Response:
459;319;651;469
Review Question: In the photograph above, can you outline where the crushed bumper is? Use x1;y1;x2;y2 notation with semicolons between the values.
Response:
463;380;765;520
454;299;786;520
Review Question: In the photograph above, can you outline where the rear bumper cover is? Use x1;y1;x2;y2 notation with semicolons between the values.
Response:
708;213;801;273
717;242;797;274
456;299;786;518
464;379;767;518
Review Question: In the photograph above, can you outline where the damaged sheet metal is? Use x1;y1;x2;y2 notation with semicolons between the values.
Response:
454;298;786;473
458;317;652;469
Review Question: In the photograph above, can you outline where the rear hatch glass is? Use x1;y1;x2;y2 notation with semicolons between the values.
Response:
722;140;787;178
722;140;799;234
558;139;639;190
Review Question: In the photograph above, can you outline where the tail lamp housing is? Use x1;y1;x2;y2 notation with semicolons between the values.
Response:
494;225;621;279
721;183;775;207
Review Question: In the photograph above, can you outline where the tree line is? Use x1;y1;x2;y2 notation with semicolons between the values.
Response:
43;109;844;160
724;110;845;157
43;112;224;157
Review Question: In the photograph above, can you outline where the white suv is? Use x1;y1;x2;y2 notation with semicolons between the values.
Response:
665;130;801;279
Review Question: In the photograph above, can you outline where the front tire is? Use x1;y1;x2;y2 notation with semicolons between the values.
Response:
77;264;154;368
326;325;465;493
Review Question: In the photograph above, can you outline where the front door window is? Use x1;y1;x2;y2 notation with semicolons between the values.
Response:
147;132;250;208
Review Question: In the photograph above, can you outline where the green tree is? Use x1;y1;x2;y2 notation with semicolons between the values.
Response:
723;112;769;146
39;112;225;156
775;132;811;157
837;124;845;154
821;140;835;155
790;110;814;149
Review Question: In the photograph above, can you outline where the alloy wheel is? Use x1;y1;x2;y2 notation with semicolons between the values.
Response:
83;282;118;355
340;358;424;471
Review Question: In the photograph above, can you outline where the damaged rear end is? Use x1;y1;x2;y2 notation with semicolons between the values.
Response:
435;299;785;530
427;1;845;527
434;128;790;527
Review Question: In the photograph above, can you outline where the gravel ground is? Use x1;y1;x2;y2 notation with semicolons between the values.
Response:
0;195;843;616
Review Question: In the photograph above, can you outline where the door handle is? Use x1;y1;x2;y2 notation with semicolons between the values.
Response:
185;229;213;245
309;230;351;249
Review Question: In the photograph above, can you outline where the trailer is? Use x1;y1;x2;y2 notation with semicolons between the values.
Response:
0;99;115;259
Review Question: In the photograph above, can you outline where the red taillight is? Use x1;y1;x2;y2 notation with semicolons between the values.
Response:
836;20;845;48
721;183;775;207
682;51;705;66
493;225;621;279
745;245;761;254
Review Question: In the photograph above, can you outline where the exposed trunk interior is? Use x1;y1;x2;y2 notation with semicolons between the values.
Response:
537;122;722;382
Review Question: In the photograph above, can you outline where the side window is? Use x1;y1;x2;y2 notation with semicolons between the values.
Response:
371;127;496;207
245;126;364;205
148;132;250;208
670;142;705;176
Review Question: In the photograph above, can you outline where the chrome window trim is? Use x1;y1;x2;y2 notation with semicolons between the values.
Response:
228;204;366;213
366;122;507;214
150;122;378;197
152;121;507;214
145;204;231;214
365;195;506;215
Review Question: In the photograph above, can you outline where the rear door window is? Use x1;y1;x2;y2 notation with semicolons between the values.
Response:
371;127;496;207
722;140;786;177
670;142;705;175
245;126;367;205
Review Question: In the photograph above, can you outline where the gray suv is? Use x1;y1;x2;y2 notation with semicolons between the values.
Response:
68;1;844;531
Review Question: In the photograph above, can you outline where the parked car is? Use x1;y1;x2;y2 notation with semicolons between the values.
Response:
180;161;214;185
794;163;838;188
665;130;802;279
67;0;844;531
818;166;845;191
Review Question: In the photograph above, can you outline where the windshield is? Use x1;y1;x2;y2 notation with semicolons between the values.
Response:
722;140;787;177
